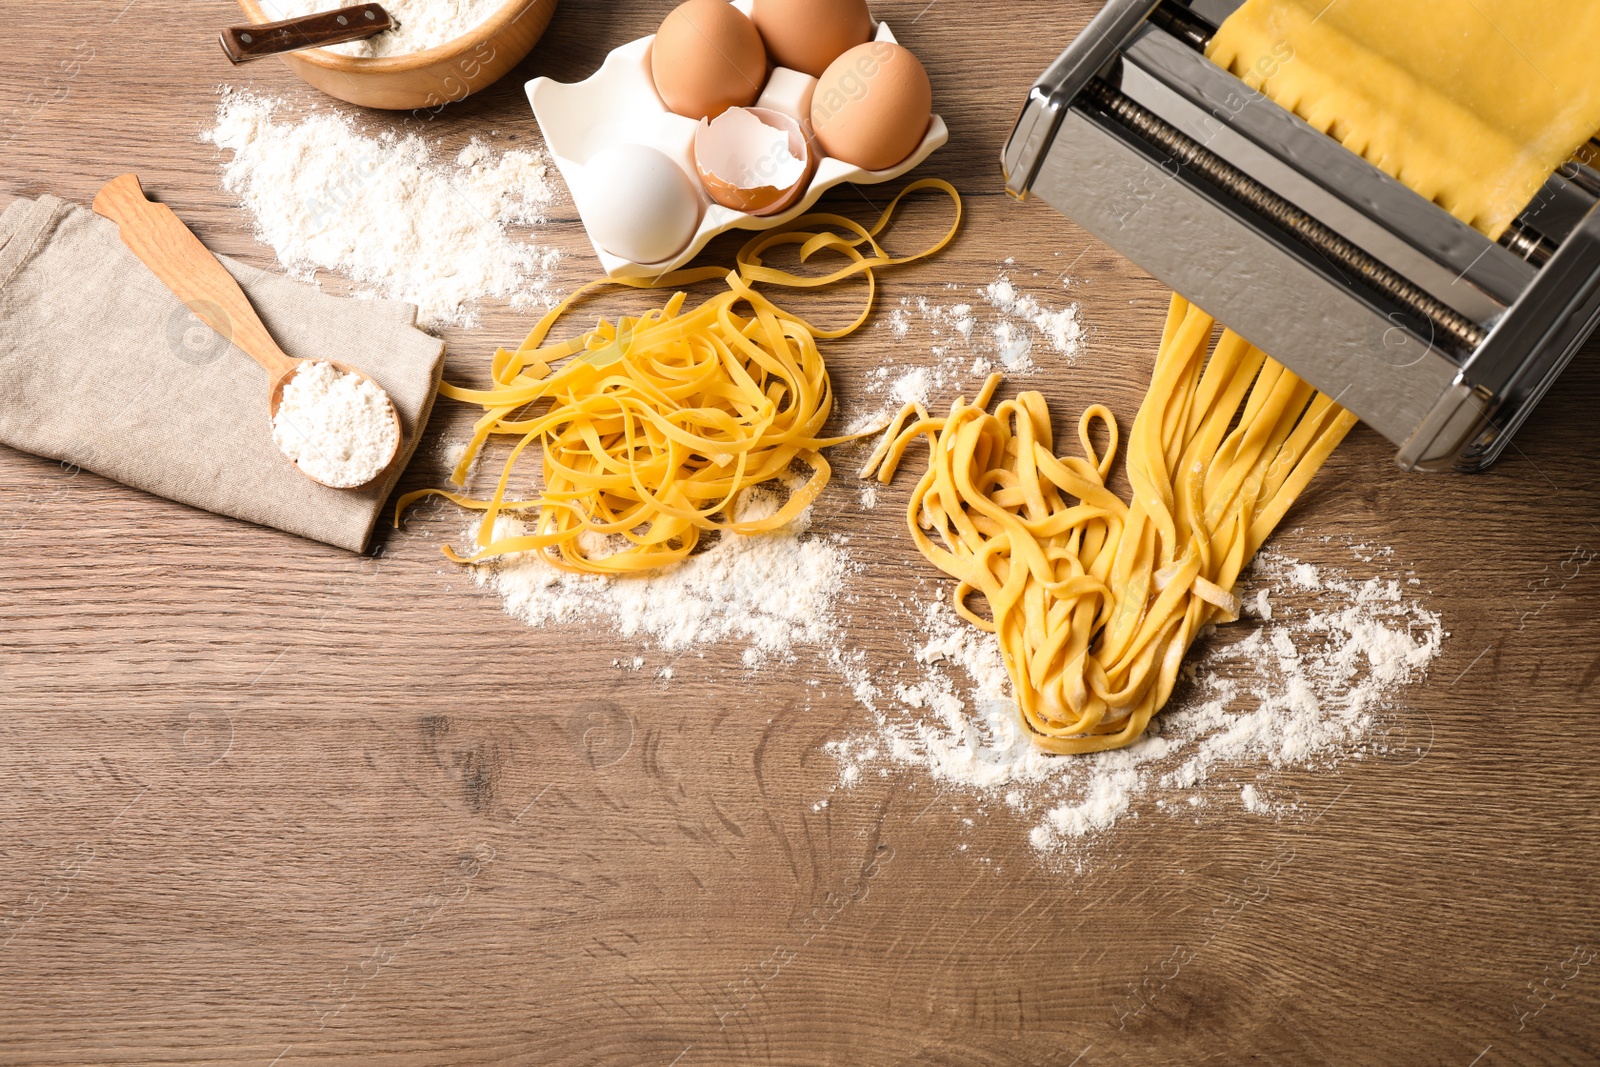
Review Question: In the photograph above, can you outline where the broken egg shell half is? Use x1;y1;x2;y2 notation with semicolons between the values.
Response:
694;107;816;217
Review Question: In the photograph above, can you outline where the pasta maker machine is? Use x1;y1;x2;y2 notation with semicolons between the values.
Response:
1002;0;1600;471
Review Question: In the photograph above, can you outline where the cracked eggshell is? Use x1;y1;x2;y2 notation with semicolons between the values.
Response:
694;107;815;216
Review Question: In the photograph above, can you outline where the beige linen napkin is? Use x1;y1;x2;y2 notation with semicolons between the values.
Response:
0;192;445;552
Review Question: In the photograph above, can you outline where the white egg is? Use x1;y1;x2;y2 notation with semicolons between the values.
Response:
578;144;703;265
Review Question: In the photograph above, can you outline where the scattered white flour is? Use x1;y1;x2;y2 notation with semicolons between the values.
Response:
823;544;1447;860
203;90;560;329
851;271;1083;428
889;366;934;407
272;0;503;57
474;486;853;658
271;360;399;487
979;273;1083;370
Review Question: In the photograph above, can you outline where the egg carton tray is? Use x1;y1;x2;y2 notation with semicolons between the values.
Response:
526;4;948;278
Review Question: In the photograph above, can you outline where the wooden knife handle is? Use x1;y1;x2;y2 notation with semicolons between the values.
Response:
91;174;298;382
219;3;392;64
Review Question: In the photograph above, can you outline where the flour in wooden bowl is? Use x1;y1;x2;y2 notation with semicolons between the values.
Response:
274;0;506;57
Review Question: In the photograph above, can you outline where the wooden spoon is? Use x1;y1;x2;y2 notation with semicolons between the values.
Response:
92;173;401;490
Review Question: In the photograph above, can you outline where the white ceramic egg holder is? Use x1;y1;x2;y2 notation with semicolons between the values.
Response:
526;4;948;278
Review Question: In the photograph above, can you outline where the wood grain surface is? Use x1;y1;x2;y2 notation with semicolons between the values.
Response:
5;2;1600;1065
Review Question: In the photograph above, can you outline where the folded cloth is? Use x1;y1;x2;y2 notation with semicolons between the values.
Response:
0;193;445;552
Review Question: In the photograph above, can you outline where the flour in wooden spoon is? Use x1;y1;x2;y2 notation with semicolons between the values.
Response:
203;89;560;329
272;359;398;487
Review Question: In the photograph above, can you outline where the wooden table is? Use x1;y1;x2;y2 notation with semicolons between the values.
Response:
5;2;1600;1064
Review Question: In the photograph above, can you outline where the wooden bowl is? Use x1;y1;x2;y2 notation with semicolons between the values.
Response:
234;0;558;111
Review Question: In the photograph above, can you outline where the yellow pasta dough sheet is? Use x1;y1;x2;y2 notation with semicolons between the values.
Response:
1208;0;1600;238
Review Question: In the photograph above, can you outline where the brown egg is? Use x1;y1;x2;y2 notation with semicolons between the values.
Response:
751;0;873;78
651;0;769;121
810;41;931;171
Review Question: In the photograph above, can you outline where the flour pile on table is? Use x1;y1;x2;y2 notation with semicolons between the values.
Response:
273;0;503;58
473;487;854;662
203;89;560;329
851;271;1081;433
822;544;1447;859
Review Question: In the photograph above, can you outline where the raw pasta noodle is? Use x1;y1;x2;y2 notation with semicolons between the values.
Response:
1208;0;1600;238
396;179;960;575
863;297;1359;754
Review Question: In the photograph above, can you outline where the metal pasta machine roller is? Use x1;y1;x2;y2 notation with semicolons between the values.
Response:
1002;0;1600;471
